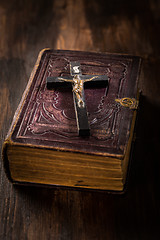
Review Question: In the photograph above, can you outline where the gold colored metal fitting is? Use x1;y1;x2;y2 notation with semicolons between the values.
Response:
115;97;139;109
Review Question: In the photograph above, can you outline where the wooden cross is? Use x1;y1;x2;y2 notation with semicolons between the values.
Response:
47;61;108;136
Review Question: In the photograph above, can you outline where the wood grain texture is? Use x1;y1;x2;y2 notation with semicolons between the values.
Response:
0;0;160;239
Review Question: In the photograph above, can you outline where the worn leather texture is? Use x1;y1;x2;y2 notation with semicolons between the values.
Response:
11;49;141;157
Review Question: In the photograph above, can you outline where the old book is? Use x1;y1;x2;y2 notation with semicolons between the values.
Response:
2;49;141;191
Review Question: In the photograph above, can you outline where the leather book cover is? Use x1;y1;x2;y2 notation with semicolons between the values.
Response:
2;49;141;191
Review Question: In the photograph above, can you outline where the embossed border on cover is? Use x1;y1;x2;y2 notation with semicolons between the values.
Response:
10;49;141;157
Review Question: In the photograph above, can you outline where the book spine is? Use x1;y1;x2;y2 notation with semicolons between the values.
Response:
1;48;50;182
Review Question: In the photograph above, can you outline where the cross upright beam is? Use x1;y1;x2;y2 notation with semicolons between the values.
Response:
46;61;108;136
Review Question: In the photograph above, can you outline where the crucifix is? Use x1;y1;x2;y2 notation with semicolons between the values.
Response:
46;61;108;136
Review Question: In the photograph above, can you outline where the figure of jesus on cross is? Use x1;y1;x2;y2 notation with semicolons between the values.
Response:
47;61;108;136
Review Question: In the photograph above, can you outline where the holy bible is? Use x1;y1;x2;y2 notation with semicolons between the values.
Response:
2;49;141;191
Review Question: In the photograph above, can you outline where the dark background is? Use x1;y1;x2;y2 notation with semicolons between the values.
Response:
0;0;160;239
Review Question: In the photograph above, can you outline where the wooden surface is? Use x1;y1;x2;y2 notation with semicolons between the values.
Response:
0;0;160;239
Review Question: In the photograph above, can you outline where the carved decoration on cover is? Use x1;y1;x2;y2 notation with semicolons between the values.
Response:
26;56;128;142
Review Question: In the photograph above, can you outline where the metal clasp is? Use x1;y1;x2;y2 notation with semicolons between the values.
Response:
115;97;138;109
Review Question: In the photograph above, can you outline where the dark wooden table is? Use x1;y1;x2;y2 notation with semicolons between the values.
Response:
0;0;160;239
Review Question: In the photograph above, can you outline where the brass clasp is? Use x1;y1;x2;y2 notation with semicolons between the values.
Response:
115;97;138;109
